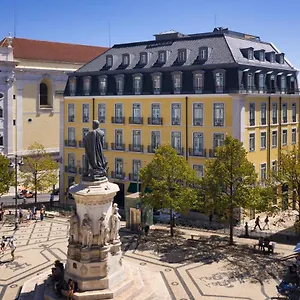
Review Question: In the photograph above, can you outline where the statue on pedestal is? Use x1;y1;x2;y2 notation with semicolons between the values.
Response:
83;120;108;181
98;213;108;247
110;204;121;242
69;210;79;243
81;214;93;248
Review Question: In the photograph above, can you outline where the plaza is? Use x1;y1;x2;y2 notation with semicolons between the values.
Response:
0;214;295;300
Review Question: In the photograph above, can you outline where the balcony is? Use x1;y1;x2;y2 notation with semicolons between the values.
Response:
111;171;125;180
213;118;224;127
111;143;125;151
171;117;181;126
189;148;206;157
208;149;216;158
129;144;143;152
99;117;105;123
111;116;125;124
148;117;163;125
172;147;184;155
68;115;75;122
65;165;77;174
129;173;139;181
147;145;159;153
129;117;143;124
78;140;84;148
193;118;203;126
65;139;77;147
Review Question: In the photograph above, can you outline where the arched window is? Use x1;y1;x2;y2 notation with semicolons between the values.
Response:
40;83;48;106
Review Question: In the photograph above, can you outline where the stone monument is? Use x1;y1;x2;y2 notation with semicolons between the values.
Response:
64;120;124;297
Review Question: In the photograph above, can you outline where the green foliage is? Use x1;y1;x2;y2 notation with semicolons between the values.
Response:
20;143;58;202
140;144;199;215
274;146;300;217
201;136;274;244
0;154;14;197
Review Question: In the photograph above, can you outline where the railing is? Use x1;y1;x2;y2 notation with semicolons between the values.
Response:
148;117;163;125
189;148;206;157
98;117;105;123
65;166;77;174
171;118;181;125
64;140;77;147
208;149;216;158
213;118;224;127
111;116;125;124
129;173;139;181
193;118;203;126
272;118;278;124
129;144;143;152
172;147;184;155
147;145;159;153
249;118;255;126
111;171;125;180
282;116;288;123
68;116;75;122
292;116;297;122
129;117;143;124
111;143;125;151
78;140;84;148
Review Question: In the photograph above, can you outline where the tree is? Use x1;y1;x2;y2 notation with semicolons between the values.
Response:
202;136;272;245
140;144;199;237
20;143;58;203
0;155;14;197
274;146;300;219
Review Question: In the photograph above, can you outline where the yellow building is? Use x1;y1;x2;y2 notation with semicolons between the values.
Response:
63;28;299;208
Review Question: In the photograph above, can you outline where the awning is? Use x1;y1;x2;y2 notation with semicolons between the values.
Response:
127;183;142;193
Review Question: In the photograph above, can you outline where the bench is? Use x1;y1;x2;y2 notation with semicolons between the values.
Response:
191;234;201;240
45;211;60;218
254;242;276;254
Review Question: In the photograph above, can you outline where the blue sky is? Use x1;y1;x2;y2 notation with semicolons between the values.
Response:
1;0;300;69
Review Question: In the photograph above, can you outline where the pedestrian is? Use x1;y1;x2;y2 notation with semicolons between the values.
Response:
0;236;6;255
263;216;270;230
26;209;31;225
40;207;45;221
144;224;150;241
67;279;75;300
18;207;23;224
8;238;16;261
32;206;37;222
258;236;264;251
253;216;262;231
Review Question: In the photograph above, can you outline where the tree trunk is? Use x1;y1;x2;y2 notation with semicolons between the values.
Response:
229;206;234;245
34;172;37;204
170;208;174;237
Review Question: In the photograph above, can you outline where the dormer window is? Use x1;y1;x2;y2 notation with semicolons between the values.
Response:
281;75;286;93
98;75;107;95
258;73;265;92
122;54;130;66
199;47;208;60
270;53;275;63
158;51;166;63
83;76;91;96
115;74;124;95
247;73;254;91
259;51;265;62
178;49;186;62
172;71;182;94
140;52;147;64
106;55;113;67
151;72;162;94
193;71;204;94
277;53;285;64
213;69;226;93
248;49;254;60
133;74;143;95
69;77;76;96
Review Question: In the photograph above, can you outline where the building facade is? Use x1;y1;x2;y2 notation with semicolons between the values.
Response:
0;35;107;157
63;28;299;207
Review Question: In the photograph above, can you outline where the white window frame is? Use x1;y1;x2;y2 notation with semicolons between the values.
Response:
193;71;204;94
260;102;266;125
259;73;265;92
292;102;297;122
140;52;147;64
282;102;288;123
260;163;267;182
106;55;113;67
99;75;107;95
249;103;255;126
115;74;125;95
171;131;182;151
249;133;255;152
82;103;90;123
151;72;162;94
272;130;277;148
171;71;182;94
272;102;278;124
213;103;224;127
151;131;161;148
69;77;76;96
98;103;106;123
193;132;204;155
83;76;91;96
292;128;297;144
260;131;266;150
178;49;186;62
132;130;141;146
171;103;181;125
193;164;204;177
213;69;226;93
259;51;265;62
68;103;75;122
122;54;130;65
213;133;225;148
158;51;166;63
193;103;203;126
115;129;123;145
282;129;288;145
133;73;143;95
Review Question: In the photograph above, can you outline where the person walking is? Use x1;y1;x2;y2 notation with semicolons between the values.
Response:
18;208;23;224
253;216;262;231
8;238;16;261
40;206;45;221
263;216;270;230
32;206;37;222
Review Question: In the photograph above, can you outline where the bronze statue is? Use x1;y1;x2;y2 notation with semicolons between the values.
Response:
83;120;107;181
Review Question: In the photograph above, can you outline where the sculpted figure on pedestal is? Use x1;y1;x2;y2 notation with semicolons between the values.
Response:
69;210;79;243
110;204;121;242
98;213;108;247
83;120;108;181
81;214;93;248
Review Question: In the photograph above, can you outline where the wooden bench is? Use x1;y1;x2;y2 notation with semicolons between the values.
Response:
191;234;201;240
45;211;60;218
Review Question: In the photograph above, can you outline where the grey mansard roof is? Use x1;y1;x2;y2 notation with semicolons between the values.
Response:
75;28;296;75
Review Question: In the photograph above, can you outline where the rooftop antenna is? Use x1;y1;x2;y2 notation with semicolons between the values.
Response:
214;15;217;28
108;21;111;47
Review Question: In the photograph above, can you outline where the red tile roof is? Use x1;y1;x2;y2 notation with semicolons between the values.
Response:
0;37;108;63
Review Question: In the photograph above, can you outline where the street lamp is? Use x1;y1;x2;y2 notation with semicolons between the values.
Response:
9;155;23;230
